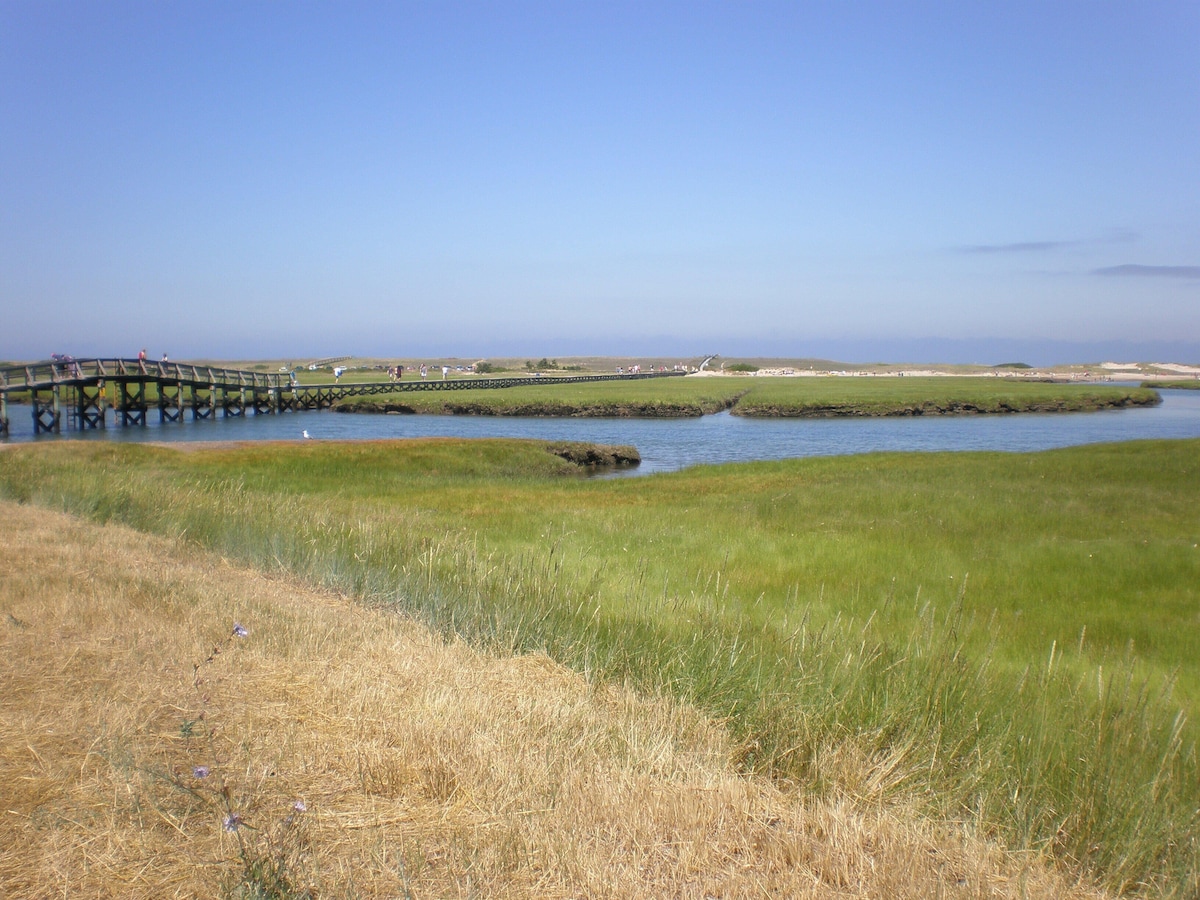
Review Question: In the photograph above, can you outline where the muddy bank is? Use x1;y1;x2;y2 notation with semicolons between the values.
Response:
334;399;736;417
545;442;640;469
732;393;1162;418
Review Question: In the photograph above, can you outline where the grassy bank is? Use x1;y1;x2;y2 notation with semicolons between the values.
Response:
334;375;747;416
1147;380;1200;390
0;500;1110;898
331;375;1157;418
733;376;1160;416
1;439;1198;893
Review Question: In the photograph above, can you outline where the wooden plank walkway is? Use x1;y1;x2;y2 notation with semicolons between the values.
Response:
0;358;684;437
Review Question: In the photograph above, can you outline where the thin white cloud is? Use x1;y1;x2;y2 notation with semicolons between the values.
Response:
958;240;1074;254
1093;264;1200;279
957;230;1139;255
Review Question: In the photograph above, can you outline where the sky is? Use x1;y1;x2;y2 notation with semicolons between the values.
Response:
2;1;1198;365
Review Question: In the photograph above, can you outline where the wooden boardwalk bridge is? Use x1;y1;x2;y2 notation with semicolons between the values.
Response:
0;358;684;438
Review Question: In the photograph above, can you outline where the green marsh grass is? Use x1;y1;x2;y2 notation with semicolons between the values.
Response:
4;498;1110;898
1149;381;1200;390
2;438;1198;893
334;374;748;415
332;374;1156;418
733;376;1160;416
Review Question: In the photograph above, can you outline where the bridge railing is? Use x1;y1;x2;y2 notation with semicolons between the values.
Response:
0;358;298;392
0;358;131;390
2;359;688;397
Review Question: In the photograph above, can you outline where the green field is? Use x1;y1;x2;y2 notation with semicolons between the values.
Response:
732;375;1160;416
333;374;1157;417
1148;380;1200;390
335;374;748;415
2;438;1198;892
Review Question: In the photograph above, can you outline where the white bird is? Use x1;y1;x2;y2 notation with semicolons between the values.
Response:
302;430;312;439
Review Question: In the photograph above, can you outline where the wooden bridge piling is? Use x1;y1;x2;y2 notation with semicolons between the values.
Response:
31;387;61;434
252;387;275;415
223;385;245;418
158;382;184;424
191;385;215;421
116;381;148;427
76;382;106;429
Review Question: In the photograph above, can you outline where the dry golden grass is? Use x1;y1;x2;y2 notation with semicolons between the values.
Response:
0;498;1109;899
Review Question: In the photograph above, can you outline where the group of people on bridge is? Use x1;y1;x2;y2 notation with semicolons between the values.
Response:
388;364;451;381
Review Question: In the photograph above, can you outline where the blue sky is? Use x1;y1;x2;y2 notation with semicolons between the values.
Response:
2;1;1197;364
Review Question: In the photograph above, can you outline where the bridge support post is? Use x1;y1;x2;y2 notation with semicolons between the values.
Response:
32;387;61;434
0;393;8;438
116;381;147;426
192;385;216;420
223;386;245;418
252;387;274;415
77;381;106;429
158;382;184;424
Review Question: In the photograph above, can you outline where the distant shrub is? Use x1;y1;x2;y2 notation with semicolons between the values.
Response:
726;364;759;373
993;362;1032;369
475;362;505;374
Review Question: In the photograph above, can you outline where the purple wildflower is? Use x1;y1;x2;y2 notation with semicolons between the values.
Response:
232;623;248;638
222;813;243;833
292;800;307;813
193;765;210;779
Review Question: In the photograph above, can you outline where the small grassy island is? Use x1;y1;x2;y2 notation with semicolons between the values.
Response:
2;435;1198;896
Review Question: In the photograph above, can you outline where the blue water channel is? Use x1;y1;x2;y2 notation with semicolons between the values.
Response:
5;387;1200;476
